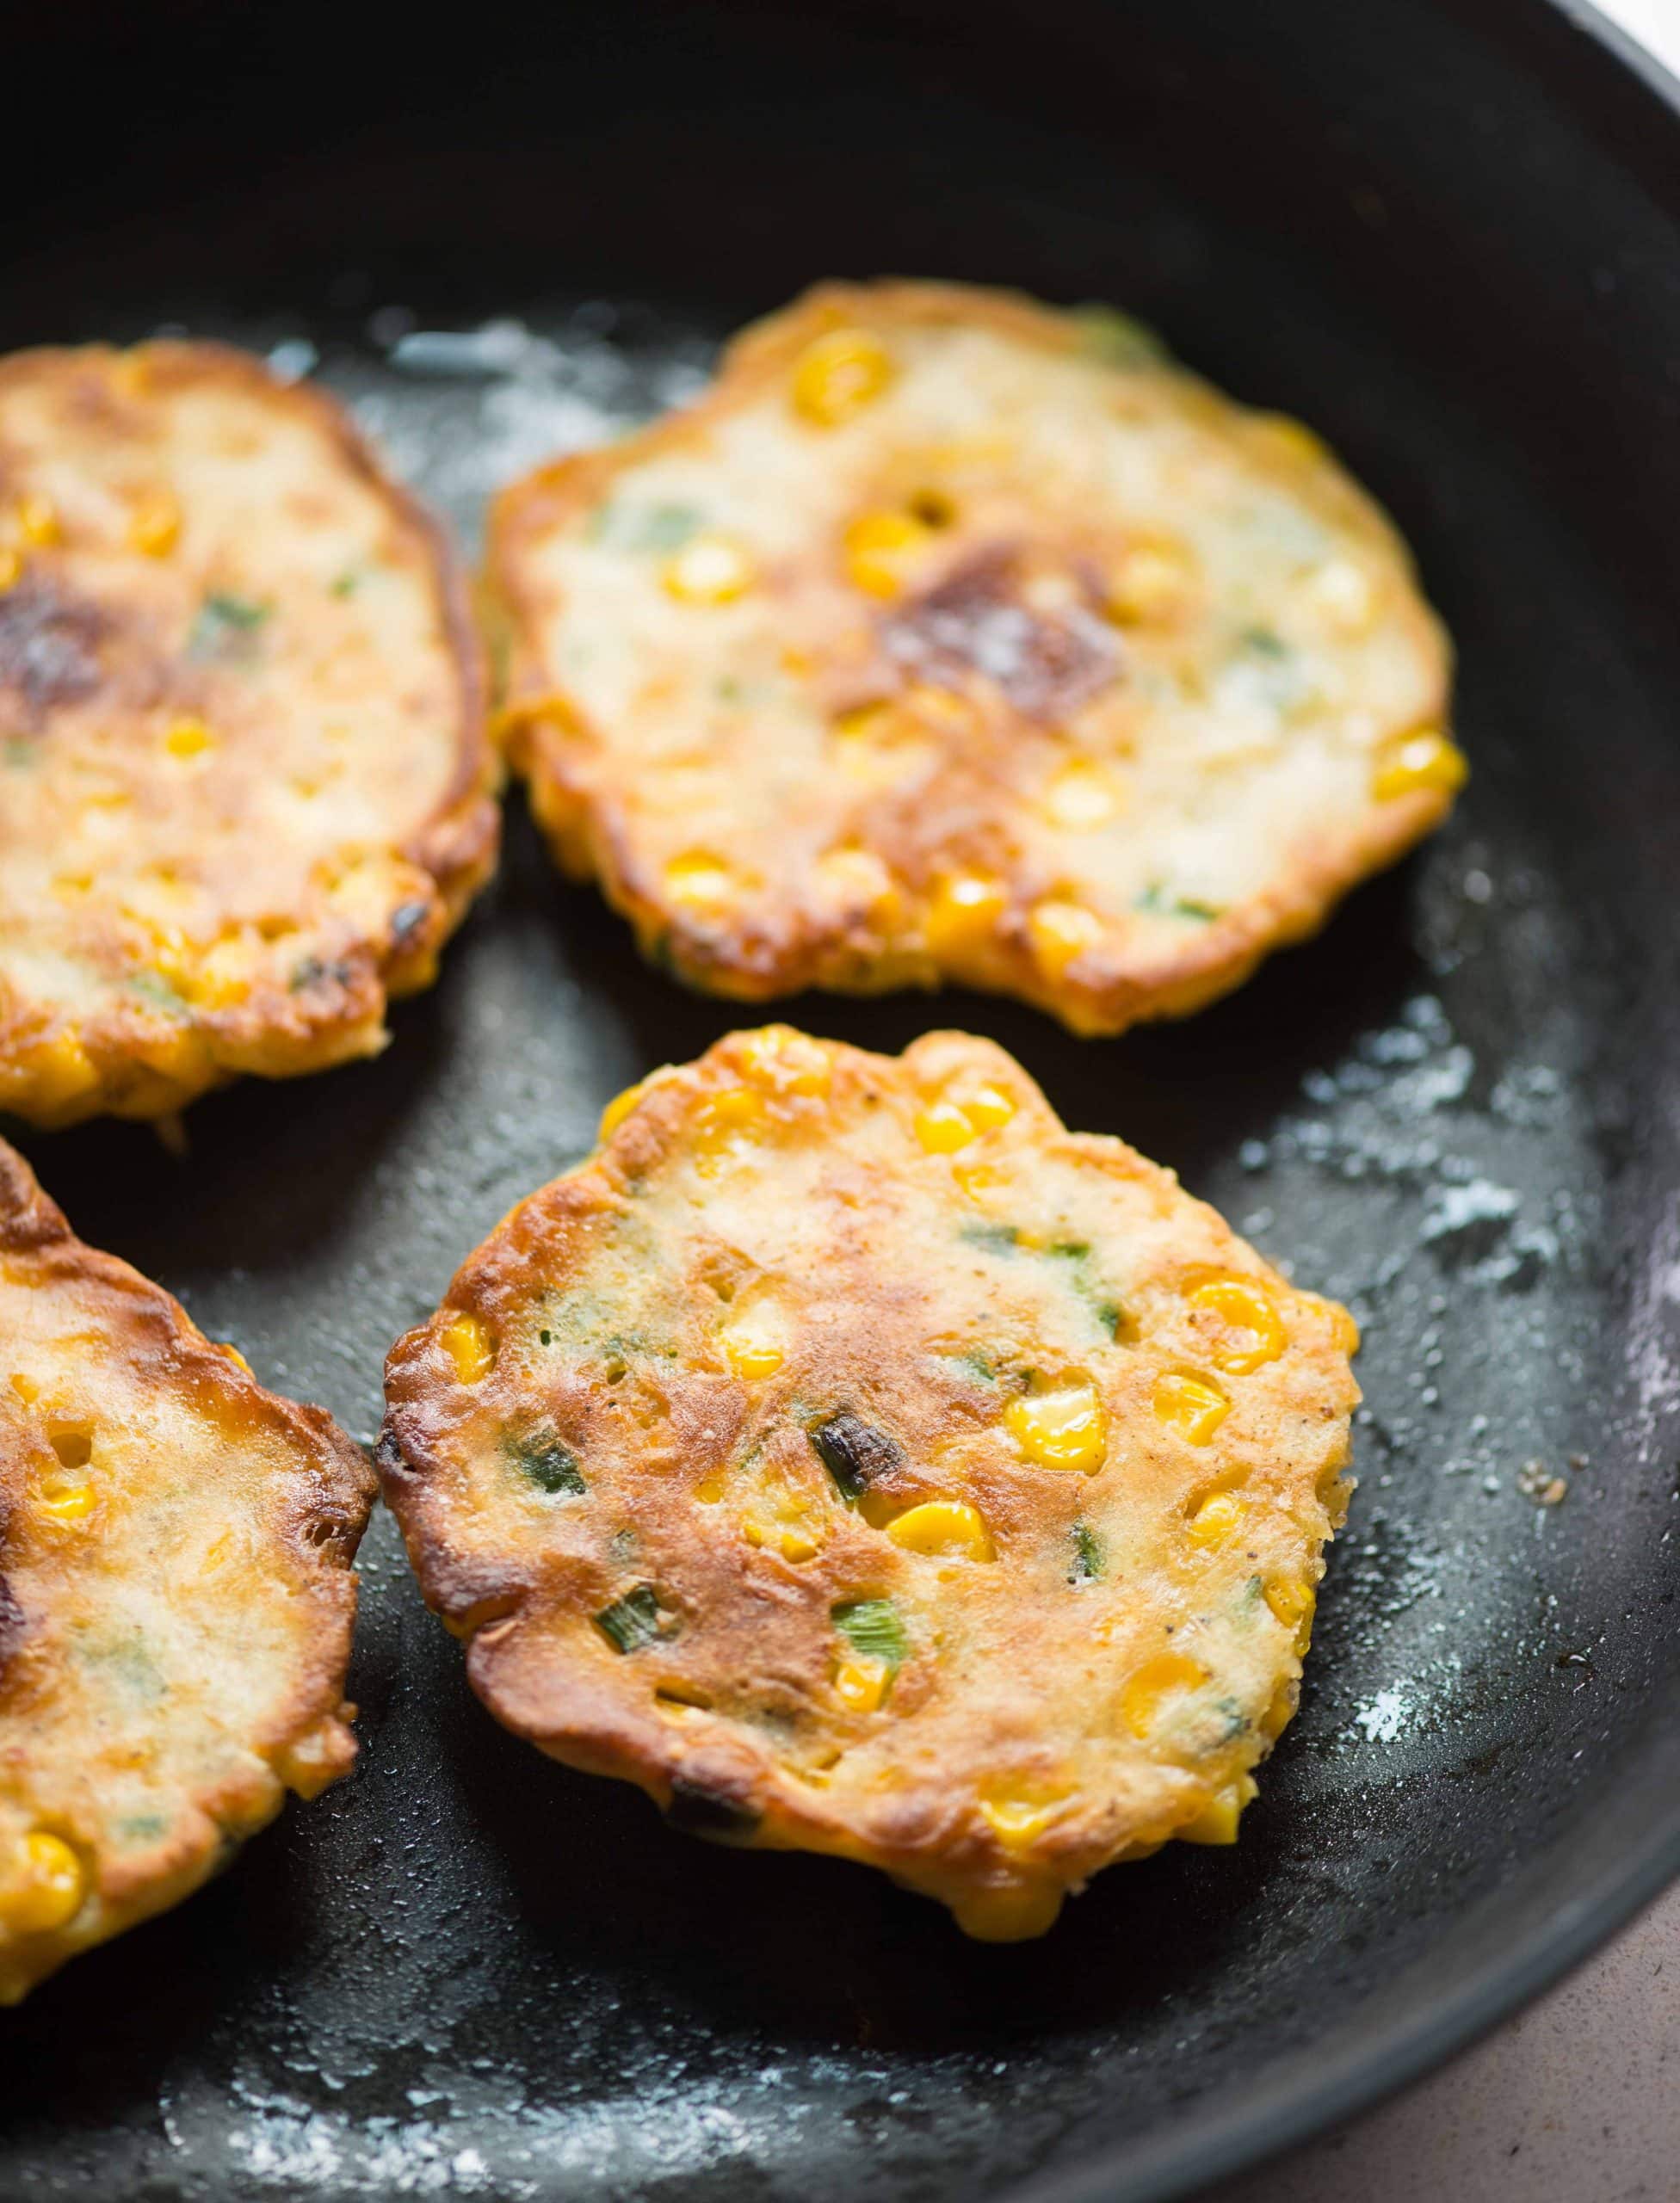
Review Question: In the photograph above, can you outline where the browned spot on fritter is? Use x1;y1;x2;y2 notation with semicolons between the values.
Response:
0;577;108;727
0;1575;26;1677
878;546;1121;724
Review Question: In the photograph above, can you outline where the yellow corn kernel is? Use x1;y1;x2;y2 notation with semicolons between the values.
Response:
743;1514;822;1563
831;701;893;747
129;495;182;558
1189;1276;1288;1374
1152;1368;1230;1445
791;328;895;427
1042;757;1124;830
1260;1677;1298;1740
1373;727;1468;802
693;1086;767;1176
915;1099;979;1154
923;871;1008;957
654;1677;713;1712
699;1085;763;1137
694;1469;727;1505
663;852;740;910
843;509;932;599
16;497;59;548
979;1794;1065;1851
0;546;21;591
1304;558;1376;633
219;1342;252;1374
164;716;215;760
1107;534;1195;625
324;851;414;929
1004;1383;1107;1474
661;531;756;604
951;1883;1065;1941
1263;1578;1316;1631
885;1499;996;1562
904;681;981;736
0;1831;86;1935
24;1028;97;1109
834;1656;891;1713
598;1077;649;1141
1028;897;1105;980
738;1026;831;1096
1252;411;1329;465
829;700;923;787
440;1311;495;1385
185;935;255;1011
1331;1303;1362;1357
1177;1774;1258;1847
1121;1650;1209;1739
36;1474;96;1526
816;843;899;915
9;1373;38;1404
723;1330;785;1381
961;1083;1016;1132
1186;1490;1246;1547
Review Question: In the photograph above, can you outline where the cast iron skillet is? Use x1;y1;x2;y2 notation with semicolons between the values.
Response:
3;3;1678;2197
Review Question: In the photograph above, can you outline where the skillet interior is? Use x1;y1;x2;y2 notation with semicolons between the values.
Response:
2;3;1677;2198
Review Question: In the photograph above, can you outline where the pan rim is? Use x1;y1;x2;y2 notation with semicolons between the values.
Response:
1004;2;1680;2195
1014;1756;1680;2202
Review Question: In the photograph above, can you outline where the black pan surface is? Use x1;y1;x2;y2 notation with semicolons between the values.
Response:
3;3;1678;2198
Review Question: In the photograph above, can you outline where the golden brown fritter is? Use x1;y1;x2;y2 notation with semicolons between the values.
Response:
380;1027;1358;1939
489;281;1459;1036
0;1139;375;2000
0;340;497;1127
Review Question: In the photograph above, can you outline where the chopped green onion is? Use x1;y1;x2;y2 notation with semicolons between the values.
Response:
288;953;354;994
127;972;189;1017
939;1348;996;1386
959;1221;1022;1256
832;1597;909;1671
587;500;703;553
810;1413;902;1502
1069;1521;1105;1584
1133;883;1223;923
188;591;270;659
1094;1298;1128;1341
1072;304;1170;367
508;1429;586;1496
594;1584;671;1654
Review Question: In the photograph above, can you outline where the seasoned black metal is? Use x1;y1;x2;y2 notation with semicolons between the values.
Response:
3;3;1678;2198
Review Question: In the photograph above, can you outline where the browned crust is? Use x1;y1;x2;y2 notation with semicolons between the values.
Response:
0;340;500;1127
487;280;1455;1038
379;1027;1358;1935
0;1136;376;1996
